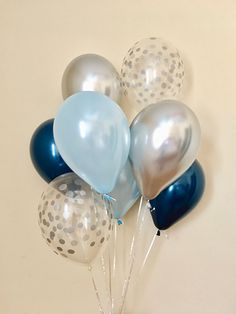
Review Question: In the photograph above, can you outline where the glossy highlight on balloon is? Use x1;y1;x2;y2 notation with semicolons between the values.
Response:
54;91;130;194
150;160;205;230
129;100;201;199
62;54;121;102
30;119;71;182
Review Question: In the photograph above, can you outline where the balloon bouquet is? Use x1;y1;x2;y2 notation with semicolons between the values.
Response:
30;38;205;314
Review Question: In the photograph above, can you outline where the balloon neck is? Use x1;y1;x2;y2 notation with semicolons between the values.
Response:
146;200;151;209
150;206;156;213
156;229;161;236
117;219;123;225
103;194;116;202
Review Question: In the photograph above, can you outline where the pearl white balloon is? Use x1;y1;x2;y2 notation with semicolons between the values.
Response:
121;38;185;110
62;54;121;102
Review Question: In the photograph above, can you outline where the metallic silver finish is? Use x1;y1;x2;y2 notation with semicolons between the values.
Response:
129;100;201;200
62;54;121;102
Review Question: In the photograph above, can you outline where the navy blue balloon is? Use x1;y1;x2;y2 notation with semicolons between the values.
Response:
30;119;72;182
150;160;205;230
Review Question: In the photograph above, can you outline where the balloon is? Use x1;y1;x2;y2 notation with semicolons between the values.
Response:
62;54;121;102
129;100;201;200
54;91;130;194
38;173;112;264
121;37;184;110
109;160;140;219
150;160;205;230
30;119;71;182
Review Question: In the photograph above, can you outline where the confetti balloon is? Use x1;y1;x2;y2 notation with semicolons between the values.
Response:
121;37;184;110
38;173;112;264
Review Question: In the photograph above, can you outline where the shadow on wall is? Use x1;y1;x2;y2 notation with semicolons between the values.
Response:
165;108;220;235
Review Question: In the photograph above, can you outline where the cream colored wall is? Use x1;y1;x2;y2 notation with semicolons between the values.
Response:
1;0;236;313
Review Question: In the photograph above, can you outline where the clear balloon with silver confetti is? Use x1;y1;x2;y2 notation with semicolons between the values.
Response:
38;173;112;264
121;37;184;110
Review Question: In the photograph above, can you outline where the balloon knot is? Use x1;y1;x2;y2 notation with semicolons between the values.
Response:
103;194;116;202
150;207;156;213
156;230;161;236
147;201;152;209
117;219;123;225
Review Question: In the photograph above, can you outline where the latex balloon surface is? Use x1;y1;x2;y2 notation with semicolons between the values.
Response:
38;173;112;264
129;100;201;199
150;160;205;230
109;160;140;219
30;119;71;182
121;37;184;110
62;54;121;102
54;91;130;194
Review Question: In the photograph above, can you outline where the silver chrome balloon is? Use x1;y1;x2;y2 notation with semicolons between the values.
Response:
38;173;112;264
62;54;121;102
129;100;201;200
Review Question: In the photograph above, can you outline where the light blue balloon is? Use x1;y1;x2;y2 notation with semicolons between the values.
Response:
109;160;140;219
54;91;130;194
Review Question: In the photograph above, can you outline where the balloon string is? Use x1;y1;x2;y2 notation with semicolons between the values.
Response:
108;243;112;313
139;230;157;275
110;220;118;313
103;193;119;313
100;253;112;311
88;265;105;314
118;196;145;314
91;187;112;312
102;195;115;312
112;221;117;276
129;196;143;260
